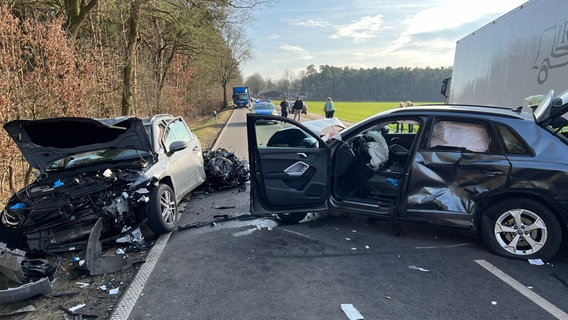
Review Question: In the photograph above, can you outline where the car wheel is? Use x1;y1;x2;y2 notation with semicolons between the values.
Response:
277;212;308;224
146;184;178;234
481;199;561;260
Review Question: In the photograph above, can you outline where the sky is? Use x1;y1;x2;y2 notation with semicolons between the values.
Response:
240;0;529;81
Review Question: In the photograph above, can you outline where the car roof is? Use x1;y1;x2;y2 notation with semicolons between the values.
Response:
340;104;531;136
142;114;175;125
394;104;526;118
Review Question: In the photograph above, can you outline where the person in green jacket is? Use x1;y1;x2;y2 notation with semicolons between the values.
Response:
323;97;335;118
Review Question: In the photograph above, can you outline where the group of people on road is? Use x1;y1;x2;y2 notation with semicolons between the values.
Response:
279;96;336;121
280;96;306;121
396;100;414;133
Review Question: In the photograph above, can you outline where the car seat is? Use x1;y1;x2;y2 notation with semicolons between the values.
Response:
362;130;404;197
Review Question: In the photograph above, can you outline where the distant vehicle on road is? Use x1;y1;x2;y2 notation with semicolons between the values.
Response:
232;87;250;108
251;101;278;116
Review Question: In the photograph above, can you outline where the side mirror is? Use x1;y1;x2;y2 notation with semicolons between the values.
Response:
168;140;188;155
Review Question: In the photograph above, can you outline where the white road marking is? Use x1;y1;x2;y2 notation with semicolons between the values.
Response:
341;304;364;320
475;259;568;320
110;231;172;320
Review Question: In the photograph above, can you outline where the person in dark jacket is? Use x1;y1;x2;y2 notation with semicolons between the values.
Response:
280;97;288;117
293;96;304;121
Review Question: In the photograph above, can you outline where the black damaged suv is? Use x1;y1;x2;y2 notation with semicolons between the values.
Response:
247;90;568;260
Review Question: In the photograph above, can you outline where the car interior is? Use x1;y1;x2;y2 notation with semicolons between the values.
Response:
332;118;420;204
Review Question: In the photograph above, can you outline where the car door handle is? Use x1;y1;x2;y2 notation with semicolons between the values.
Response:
483;170;504;176
297;153;307;158
284;161;309;177
193;146;199;151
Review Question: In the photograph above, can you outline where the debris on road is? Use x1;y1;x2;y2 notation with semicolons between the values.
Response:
341;303;364;320
202;148;250;192
408;265;430;272
528;259;545;266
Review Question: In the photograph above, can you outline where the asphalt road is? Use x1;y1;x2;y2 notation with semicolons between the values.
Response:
121;108;568;320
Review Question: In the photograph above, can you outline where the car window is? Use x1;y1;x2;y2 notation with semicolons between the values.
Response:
164;119;191;147
494;124;531;155
256;122;319;148
428;120;491;153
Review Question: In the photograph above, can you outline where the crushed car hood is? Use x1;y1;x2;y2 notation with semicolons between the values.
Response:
4;117;152;170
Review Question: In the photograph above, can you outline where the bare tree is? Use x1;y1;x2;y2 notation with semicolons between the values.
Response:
244;72;265;97
214;24;251;108
64;0;99;42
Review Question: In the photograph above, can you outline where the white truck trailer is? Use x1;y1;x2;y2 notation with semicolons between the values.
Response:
443;0;568;107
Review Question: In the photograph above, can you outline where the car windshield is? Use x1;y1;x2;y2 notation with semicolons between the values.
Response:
46;148;151;171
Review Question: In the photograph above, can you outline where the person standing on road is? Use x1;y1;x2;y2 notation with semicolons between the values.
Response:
406;100;414;132
323;97;335;118
280;97;289;117
395;101;404;132
293;96;304;121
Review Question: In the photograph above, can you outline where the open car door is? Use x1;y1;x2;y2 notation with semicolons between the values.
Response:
247;114;330;215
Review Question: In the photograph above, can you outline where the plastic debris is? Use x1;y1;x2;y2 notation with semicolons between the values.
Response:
341;304;364;320
68;303;86;312
76;282;89;288
0;277;52;304
109;287;120;295
491;301;497;305
408;265;430;272
99;285;108;291
116;226;144;244
202;148;250;192
116;248;126;255
528;259;545;266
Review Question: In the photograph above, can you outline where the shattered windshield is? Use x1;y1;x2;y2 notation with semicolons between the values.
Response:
47;148;151;171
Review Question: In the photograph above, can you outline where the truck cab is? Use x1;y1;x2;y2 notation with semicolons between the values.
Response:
232;87;250;108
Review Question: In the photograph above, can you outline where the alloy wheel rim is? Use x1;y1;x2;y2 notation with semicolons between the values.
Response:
493;208;548;255
160;189;177;226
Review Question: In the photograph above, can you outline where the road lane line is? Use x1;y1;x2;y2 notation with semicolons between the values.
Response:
475;259;568;320
110;231;172;320
341;304;365;320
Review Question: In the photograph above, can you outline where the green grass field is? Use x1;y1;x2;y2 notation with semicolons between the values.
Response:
304;101;441;123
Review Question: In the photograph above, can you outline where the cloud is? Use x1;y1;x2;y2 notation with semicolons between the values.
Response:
393;0;526;48
290;18;329;27
331;15;384;43
278;44;314;60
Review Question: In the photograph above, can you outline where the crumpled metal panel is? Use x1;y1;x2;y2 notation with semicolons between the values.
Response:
406;151;510;214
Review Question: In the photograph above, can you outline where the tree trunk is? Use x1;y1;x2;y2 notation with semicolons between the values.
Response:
65;0;99;43
121;0;141;116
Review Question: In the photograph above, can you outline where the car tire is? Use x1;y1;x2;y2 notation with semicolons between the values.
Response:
146;184;178;234
481;199;561;260
277;212;308;224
